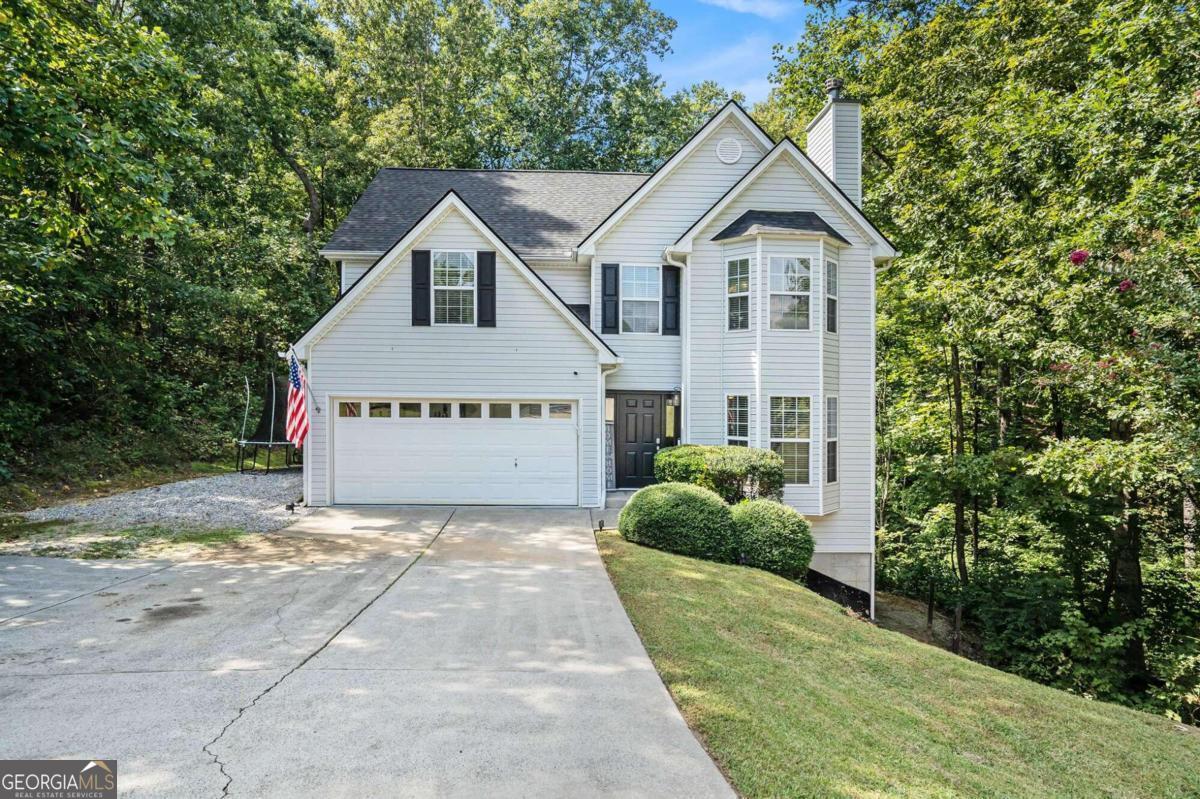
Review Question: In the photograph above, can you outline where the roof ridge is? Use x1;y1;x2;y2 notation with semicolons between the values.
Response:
380;167;650;176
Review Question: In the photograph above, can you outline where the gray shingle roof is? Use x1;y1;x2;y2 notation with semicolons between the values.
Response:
711;210;851;244
323;168;649;261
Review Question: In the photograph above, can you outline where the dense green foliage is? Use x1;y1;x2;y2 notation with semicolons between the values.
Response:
730;499;814;578
0;0;737;486
655;444;784;503
765;0;1200;721
618;483;736;562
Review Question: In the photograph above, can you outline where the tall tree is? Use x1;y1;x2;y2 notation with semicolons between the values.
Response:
766;0;1200;720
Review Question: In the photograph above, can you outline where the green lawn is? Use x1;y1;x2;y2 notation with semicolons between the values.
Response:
597;531;1200;799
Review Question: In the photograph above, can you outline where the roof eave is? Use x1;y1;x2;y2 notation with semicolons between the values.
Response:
712;228;850;246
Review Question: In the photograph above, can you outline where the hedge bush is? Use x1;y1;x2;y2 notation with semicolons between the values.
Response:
618;482;738;562
655;445;784;504
731;499;814;578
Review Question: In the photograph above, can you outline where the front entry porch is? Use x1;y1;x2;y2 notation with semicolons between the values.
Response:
605;391;681;489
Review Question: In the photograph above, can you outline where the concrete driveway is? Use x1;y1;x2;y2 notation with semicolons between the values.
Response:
0;507;732;798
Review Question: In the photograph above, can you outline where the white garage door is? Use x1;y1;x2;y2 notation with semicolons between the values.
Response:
332;399;578;505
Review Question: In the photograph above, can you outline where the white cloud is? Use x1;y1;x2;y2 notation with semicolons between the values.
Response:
658;35;778;104
696;0;798;20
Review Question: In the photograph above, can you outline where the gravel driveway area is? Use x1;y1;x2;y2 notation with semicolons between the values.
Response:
22;471;306;532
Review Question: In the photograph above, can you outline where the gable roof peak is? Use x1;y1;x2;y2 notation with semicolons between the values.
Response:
575;100;775;255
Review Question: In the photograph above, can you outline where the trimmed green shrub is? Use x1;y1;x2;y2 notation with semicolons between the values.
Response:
655;445;784;504
618;482;737;562
654;445;714;490
731;499;814;578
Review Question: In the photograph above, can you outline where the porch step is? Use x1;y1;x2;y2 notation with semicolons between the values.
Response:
604;489;637;510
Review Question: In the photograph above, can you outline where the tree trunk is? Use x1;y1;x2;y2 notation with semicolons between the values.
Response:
1112;485;1149;691
1184;495;1197;571
950;343;969;654
269;131;322;236
997;362;1012;445
950;344;970;588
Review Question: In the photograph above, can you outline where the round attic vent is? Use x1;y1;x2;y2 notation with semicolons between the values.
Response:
716;137;742;164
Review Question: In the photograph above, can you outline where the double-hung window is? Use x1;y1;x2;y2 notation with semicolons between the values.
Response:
770;396;811;484
825;259;838;334
621;265;660;333
826;396;838;483
433;251;475;325
726;258;750;331
769;256;811;330
726;395;749;446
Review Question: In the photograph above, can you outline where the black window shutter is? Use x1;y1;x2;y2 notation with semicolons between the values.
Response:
601;263;619;334
477;251;496;327
662;265;680;335
412;250;431;326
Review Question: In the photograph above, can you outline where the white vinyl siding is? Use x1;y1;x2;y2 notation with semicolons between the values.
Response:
685;150;875;553
806;102;862;204
340;258;373;294
532;262;590;304
304;207;602;507
592;117;766;392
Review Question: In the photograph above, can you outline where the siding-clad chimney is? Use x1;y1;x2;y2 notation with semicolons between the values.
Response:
805;77;862;205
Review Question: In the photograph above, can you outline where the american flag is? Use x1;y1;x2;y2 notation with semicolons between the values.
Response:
286;353;309;448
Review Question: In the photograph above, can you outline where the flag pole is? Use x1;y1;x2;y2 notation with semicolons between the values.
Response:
287;345;320;413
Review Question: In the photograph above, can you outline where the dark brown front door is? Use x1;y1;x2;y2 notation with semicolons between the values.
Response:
615;394;662;488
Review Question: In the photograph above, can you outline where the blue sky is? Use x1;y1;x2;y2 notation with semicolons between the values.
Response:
651;0;816;104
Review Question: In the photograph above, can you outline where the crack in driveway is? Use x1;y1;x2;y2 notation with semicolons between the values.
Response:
201;510;454;798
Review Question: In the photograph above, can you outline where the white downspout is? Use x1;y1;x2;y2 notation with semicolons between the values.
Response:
753;235;763;448
664;248;689;442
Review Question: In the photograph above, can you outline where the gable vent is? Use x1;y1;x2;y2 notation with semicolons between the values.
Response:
716;137;742;164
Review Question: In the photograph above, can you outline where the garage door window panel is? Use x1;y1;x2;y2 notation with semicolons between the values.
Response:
429;402;451;418
520;403;542;419
489;403;512;418
338;401;361;418
459;402;482;418
369;402;391;418
549;403;572;420
397;402;421;418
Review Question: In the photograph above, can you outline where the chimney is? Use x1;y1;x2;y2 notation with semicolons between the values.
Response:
805;77;862;204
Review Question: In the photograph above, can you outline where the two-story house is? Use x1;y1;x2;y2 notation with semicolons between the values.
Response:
290;85;896;610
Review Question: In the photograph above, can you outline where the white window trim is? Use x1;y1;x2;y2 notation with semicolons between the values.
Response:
726;394;749;445
826;395;838;484
620;263;661;335
726;257;751;332
767;255;813;332
825;258;839;336
432;249;477;327
768;394;812;485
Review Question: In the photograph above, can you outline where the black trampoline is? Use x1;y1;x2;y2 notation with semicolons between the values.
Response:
237;374;300;472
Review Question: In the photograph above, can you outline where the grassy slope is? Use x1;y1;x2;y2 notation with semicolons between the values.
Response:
597;532;1200;799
